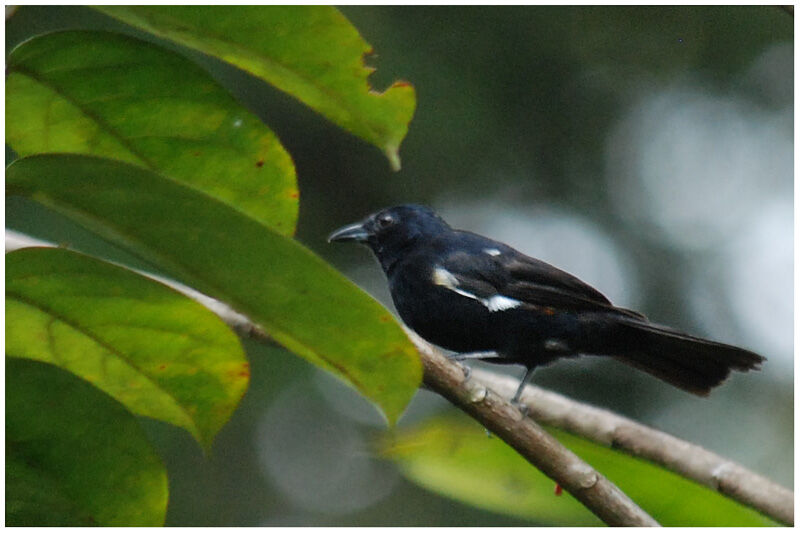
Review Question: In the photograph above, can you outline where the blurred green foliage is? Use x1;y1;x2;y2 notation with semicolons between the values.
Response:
384;414;775;526
7;359;168;526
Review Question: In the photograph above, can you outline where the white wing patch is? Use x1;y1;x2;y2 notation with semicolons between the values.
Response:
433;267;479;301
483;248;502;256
484;295;522;312
432;266;460;289
432;266;521;312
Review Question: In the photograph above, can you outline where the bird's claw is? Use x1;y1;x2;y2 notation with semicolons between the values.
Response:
511;398;530;418
446;355;472;381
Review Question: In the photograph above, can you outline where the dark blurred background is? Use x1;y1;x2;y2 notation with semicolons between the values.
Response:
6;6;793;526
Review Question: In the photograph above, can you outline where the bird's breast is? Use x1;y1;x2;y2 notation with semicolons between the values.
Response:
388;264;500;352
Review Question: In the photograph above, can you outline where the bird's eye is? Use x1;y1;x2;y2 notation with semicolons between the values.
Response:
377;214;395;228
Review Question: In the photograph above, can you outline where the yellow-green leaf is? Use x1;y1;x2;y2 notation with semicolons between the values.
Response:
6;247;249;448
95;6;416;169
6;358;167;526
7;154;423;425
6;30;297;234
383;415;775;526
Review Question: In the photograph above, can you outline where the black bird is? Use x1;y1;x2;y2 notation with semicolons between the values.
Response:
329;204;765;404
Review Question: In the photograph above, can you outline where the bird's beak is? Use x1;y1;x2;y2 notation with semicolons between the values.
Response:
327;221;371;243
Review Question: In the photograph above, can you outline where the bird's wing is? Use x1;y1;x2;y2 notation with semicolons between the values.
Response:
498;254;611;304
438;242;643;318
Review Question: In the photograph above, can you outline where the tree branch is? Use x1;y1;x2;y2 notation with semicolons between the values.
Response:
409;329;659;526
7;229;790;525
4;230;656;525
468;367;793;526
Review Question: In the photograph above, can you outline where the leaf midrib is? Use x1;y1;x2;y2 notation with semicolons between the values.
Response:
9;67;153;168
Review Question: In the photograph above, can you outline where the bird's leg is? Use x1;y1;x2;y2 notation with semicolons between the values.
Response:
511;366;537;416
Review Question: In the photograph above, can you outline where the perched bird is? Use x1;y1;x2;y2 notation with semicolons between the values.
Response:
328;204;765;405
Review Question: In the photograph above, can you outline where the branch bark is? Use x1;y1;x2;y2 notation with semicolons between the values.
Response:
6;230;791;525
409;329;659;526
469;367;793;526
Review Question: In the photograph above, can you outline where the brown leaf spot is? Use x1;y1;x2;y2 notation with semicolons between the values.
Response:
158;364;167;370
379;315;391;323
231;362;250;379
255;159;264;168
289;191;299;199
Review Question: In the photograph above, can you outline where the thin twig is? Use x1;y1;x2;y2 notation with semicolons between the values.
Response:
6;229;790;525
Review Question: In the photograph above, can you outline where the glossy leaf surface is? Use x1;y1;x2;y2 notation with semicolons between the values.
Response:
6;247;249;447
7;154;423;425
96;6;416;169
6;30;297;234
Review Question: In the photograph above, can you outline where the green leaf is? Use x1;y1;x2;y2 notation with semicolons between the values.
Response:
7;154;423;425
6;247;249;448
95;6;416;170
6;358;167;526
383;415;775;526
6;30;297;235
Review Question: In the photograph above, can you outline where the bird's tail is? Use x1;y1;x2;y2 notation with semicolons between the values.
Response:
610;320;765;396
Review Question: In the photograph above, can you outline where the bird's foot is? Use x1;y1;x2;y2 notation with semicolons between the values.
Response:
511;398;530;418
445;354;473;381
510;367;535;418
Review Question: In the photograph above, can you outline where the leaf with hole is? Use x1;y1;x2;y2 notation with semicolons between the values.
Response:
6;358;168;526
6;30;297;234
7;154;423;425
6;247;249;448
95;6;416;169
383;415;775;526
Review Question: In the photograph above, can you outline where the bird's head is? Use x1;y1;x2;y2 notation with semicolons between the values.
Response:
328;204;450;260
